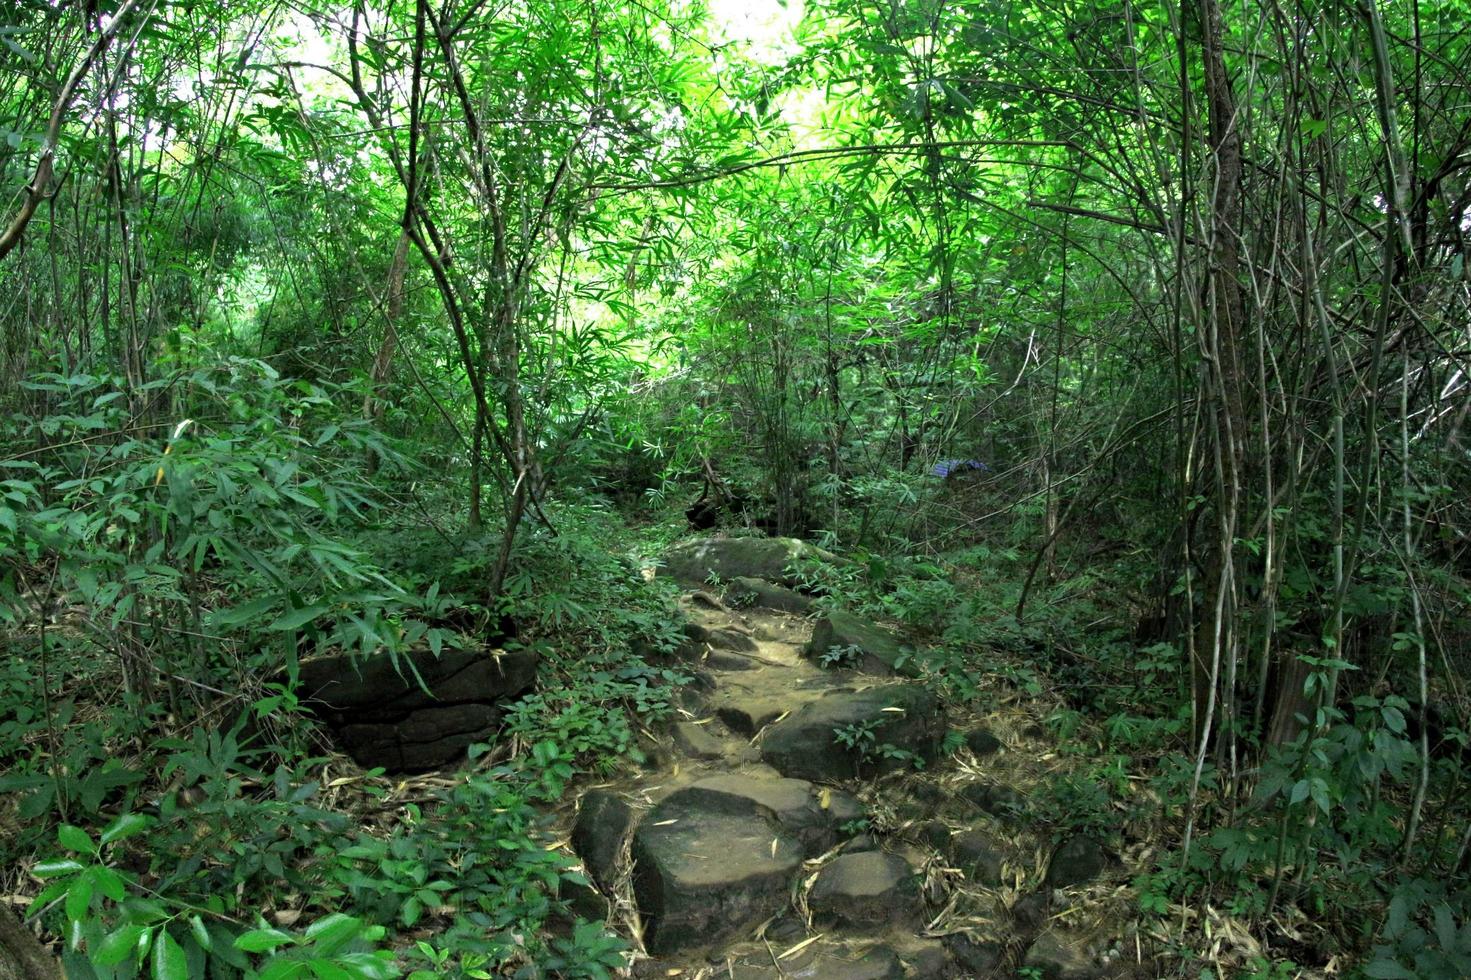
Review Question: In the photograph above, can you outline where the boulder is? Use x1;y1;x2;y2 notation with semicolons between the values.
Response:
805;611;919;677
912;780;948;805
966;728;1003;758
334;703;502;772
297;645;538;771
944;934;1005;976
1044;835;1116;889
959;781;1026;821
675;671;718;713
660;537;840;590
666;773;836;856
1024;931;1099;980
631;790;803;955
546;875;610;936
808;851;919;928
760;684;945;782
1011;890;1052;933
708;650;760;671
714;693;791;736
297;645;537;714
670;721;725;760
913;819;951;851
706;627;758;653
899;940;957;980
824;788;866;827
948;829;1004;885
765;912;807;942
728;576;816;614
571;790;637;891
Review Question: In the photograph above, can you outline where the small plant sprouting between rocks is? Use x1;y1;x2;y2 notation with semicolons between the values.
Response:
833;715;925;773
819;643;865;669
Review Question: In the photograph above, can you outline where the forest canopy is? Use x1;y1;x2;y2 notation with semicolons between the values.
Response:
1;0;1469;977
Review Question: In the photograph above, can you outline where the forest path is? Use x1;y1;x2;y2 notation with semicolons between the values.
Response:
554;542;1149;980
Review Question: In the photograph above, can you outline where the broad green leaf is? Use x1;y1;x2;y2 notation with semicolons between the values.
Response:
95;923;147;968
152;929;188;980
101;812;153;845
268;604;331;632
33;859;85;879
57;824;94;853
63;876;93;921
234;927;296;953
189;914;212;951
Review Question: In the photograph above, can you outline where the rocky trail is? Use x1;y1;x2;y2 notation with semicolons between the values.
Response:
552;538;1152;980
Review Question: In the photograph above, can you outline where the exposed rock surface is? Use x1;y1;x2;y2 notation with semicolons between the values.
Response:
706;626;758;653
727;576;816;614
760;683;945;781
707;649;760;671
948;829;1005;885
665;773;839;855
809;851;919;929
960;780;1027;820
670;721;725;760
805;609;920;676
897;940;956;979
571;789;637;891
295;645;538;771
966;727;1003;757
631;789;803;955
1025;930;1100;980
660;536;840;589
944;933;1005;975
726;945;906;979
1045;835;1116;889
561;551;1134;976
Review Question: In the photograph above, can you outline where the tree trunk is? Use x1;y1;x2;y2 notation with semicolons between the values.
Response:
364;230;411;475
0;910;61;980
1190;0;1248;748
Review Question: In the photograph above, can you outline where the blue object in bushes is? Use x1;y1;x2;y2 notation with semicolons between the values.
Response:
930;459;990;478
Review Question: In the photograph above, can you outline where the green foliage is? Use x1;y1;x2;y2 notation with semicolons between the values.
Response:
817;642;865;669
1369;888;1471;979
832;716;924;773
32;813;397;980
4;0;1470;974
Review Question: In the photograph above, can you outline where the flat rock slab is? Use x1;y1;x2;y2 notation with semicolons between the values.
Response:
295;645;538;771
661;537;842;589
668;773;836;856
804;610;919;677
707;650;762;671
706;627;758;653
808;851;919;928
671;721;725;760
1025;930;1100;980
725;945;905;979
632;791;803;955
715;697;790;736
760;684;945;782
893;939;955;980
727;576;816;614
711;677;831;737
